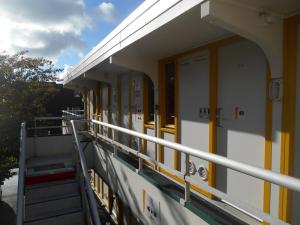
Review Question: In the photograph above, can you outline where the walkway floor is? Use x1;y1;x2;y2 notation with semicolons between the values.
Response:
0;168;18;225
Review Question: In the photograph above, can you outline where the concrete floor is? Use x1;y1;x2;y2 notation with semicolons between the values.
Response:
0;168;18;225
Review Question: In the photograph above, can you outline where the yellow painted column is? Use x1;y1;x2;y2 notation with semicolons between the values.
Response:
279;15;299;223
208;47;218;199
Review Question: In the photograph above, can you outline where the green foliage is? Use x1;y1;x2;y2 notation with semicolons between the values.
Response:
0;155;17;185
0;51;62;184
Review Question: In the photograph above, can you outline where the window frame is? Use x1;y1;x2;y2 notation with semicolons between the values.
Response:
143;75;155;126
159;59;178;130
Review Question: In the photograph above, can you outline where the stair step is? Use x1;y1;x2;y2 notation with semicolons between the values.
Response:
26;179;79;204
25;195;82;221
25;169;76;186
24;209;85;225
26;178;76;190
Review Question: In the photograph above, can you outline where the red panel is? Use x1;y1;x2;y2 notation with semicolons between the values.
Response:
25;171;76;186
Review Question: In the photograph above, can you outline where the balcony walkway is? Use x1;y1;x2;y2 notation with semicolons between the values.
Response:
88;132;261;225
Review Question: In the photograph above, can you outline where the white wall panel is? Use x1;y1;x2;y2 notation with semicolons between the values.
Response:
163;132;175;169
131;73;143;150
121;75;130;146
178;51;210;185
216;40;266;210
102;84;109;137
146;128;156;160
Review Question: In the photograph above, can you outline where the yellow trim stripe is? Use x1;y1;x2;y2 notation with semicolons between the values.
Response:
263;65;273;225
208;47;218;199
174;58;180;171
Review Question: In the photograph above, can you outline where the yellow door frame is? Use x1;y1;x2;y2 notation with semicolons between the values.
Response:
208;46;218;199
157;36;243;199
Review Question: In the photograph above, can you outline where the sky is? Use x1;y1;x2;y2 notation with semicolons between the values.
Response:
0;0;143;77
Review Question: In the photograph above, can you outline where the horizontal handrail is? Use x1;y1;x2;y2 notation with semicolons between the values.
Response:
62;110;84;118
34;116;64;120
70;120;101;225
91;119;300;193
92;130;288;225
27;125;71;130
66;109;84;112
16;122;26;225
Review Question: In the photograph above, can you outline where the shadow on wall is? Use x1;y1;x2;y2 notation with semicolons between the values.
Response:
92;141;190;225
93;142;142;224
0;201;16;225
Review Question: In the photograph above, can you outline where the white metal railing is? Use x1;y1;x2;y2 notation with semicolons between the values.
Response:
29;117;71;137
62;110;84;119
86;119;300;225
70;120;102;225
16;122;26;225
29;114;83;137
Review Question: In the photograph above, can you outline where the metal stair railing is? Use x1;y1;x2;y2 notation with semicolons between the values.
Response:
70;120;102;225
86;119;300;225
62;110;84;120
16;122;26;225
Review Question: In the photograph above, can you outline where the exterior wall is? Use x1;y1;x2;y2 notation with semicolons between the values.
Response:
92;143;209;225
26;135;74;159
83;38;274;219
79;35;300;224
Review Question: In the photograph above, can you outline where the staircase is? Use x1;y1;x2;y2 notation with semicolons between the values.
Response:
23;163;86;225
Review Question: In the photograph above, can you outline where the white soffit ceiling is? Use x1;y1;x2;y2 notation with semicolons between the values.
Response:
115;5;231;60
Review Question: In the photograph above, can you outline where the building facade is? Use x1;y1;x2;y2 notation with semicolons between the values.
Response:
62;1;300;224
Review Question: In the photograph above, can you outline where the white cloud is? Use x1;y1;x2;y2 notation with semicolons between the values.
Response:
0;0;91;61
58;64;74;80
97;2;117;23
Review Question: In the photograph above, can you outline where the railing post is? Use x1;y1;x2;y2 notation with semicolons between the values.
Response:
33;119;37;157
184;153;191;203
16;122;26;225
138;138;143;172
112;129;117;156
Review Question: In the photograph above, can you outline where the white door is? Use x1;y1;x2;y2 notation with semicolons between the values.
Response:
121;75;130;146
216;40;266;210
102;84;109;137
131;74;143;151
179;51;210;183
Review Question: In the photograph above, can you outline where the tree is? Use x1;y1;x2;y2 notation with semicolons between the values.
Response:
0;51;61;185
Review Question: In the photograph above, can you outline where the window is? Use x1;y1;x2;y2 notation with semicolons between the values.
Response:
144;75;155;123
164;62;175;125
